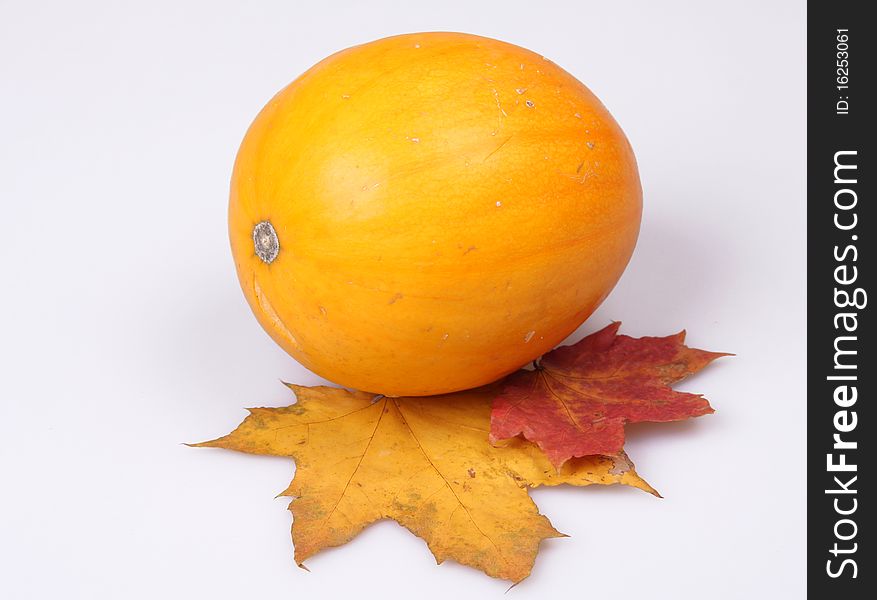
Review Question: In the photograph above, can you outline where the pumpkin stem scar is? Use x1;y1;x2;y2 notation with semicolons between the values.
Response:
253;220;280;264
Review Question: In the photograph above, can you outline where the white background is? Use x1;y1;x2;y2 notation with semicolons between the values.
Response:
0;1;805;598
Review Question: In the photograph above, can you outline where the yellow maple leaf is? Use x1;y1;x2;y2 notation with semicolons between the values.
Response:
194;384;656;582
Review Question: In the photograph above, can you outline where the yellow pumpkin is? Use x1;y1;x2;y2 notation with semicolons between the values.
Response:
229;32;641;396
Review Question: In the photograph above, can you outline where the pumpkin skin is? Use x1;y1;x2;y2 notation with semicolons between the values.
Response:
229;32;642;396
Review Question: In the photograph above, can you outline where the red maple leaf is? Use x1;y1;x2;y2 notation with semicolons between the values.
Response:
489;323;728;468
